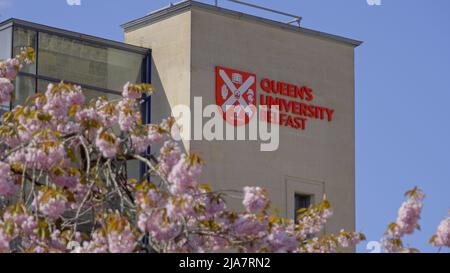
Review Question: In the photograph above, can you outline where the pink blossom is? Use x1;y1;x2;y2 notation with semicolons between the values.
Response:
77;99;118;130
19;215;37;236
432;217;450;248
77;230;108;253
56;120;80;135
265;225;298;252
232;215;267;237
0;225;12;253
147;124;167;144
167;154;202;195
122;82;142;100
95;99;118;128
303;237;339;253
24;143;65;170
166;195;196;219
389;189;424;237
198;193;226;217
32;191;69;219
3;211;37;236
122;82;154;100
337;230;364;249
117;99;140;132
43;83;85;118
0;162;18;198
107;227;136;253
76;107;100;125
242;187;269;213
393;200;423;236
0;58;20;79
381;237;408;253
136;187;166;212
130;134;150;154
137;209;182;242
66;87;85;106
0;78;14;104
158;141;181;176
95;132;119;158
50;167;80;189
12;107;48;143
297;201;333;236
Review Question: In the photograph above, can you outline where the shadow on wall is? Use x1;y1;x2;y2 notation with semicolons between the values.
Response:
150;55;188;155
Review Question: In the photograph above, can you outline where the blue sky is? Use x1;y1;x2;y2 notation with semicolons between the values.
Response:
1;0;449;253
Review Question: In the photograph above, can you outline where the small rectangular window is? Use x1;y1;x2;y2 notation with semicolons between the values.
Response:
294;193;312;220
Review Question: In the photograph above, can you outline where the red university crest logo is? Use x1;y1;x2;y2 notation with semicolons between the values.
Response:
215;66;257;126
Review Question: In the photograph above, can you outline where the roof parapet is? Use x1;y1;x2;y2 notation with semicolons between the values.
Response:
121;0;362;47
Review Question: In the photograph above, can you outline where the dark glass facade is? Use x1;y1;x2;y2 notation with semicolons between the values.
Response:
0;20;150;106
0;19;151;178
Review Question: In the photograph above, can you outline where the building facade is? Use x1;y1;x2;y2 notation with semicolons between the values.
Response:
1;0;361;238
122;1;361;235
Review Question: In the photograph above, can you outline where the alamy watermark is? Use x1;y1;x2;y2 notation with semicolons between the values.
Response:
367;0;382;6
66;0;81;6
171;97;280;152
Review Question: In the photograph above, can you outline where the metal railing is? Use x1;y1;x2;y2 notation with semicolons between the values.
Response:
214;0;302;27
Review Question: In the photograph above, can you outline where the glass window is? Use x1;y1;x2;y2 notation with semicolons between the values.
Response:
13;75;36;108
38;32;143;92
82;88;122;103
38;79;121;102
0;27;12;61
13;27;37;74
37;79;54;94
294;194;312;220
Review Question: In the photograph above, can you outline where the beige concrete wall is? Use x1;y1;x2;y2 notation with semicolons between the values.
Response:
124;10;192;151
124;5;356;236
189;7;356;235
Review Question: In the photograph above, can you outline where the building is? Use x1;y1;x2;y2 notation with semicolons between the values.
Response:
1;0;361;237
0;18;151;176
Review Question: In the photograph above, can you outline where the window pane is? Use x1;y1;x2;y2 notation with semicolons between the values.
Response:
38;80;121;102
13;75;36;108
294;194;312;220
37;79;54;94
0;27;12;61
83;88;122;103
38;32;144;92
13;27;37;74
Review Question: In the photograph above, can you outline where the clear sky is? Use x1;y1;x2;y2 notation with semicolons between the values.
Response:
1;0;449;253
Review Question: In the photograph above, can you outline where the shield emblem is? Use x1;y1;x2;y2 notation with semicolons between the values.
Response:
215;66;257;126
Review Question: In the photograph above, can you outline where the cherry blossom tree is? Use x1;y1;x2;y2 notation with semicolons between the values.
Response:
0;49;448;253
381;187;449;253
